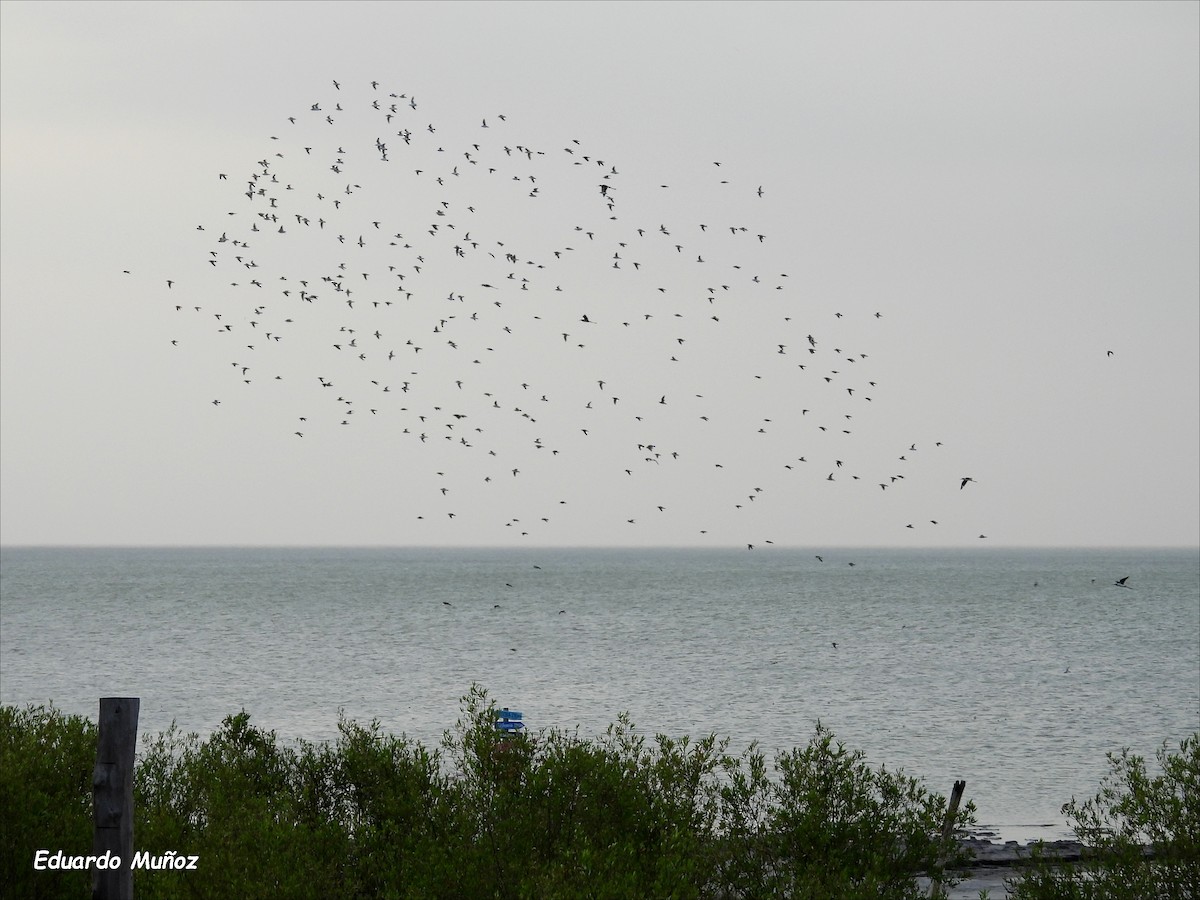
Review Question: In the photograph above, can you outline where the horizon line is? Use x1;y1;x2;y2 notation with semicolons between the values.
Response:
3;542;1198;552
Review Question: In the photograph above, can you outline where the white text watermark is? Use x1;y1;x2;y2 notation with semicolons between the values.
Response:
33;849;198;870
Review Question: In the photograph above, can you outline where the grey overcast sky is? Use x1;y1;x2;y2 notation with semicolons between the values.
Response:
1;0;1197;548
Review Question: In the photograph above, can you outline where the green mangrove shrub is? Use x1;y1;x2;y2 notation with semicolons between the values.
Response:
133;712;353;900
0;704;97;900
1008;733;1200;900
5;687;980;899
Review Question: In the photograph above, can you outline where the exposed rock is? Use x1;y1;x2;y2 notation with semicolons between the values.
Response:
958;837;1085;867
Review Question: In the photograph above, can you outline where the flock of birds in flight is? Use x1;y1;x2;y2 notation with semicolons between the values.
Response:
142;79;993;548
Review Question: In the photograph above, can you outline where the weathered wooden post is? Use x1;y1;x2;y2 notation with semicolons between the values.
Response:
928;779;967;899
93;697;139;900
941;779;967;841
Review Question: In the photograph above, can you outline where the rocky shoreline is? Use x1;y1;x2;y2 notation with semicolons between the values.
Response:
930;839;1083;900
958;836;1087;867
938;836;1155;900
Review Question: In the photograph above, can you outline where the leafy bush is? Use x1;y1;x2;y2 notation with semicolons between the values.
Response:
330;715;452;899
134;713;353;899
0;704;97;900
6;687;978;899
435;692;741;898
1009;733;1200;900
763;724;973;899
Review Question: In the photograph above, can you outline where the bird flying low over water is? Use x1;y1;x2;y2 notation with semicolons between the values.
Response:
1113;576;1132;589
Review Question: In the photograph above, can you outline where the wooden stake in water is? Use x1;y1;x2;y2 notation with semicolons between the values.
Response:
942;779;967;840
928;779;967;900
93;697;139;900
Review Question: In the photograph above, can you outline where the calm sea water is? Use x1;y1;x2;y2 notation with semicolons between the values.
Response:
2;546;1197;841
